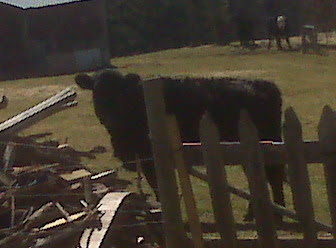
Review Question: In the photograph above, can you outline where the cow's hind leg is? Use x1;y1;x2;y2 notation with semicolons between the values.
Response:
243;164;285;223
243;203;254;222
266;164;286;224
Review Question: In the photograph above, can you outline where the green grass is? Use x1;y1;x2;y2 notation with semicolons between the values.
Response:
1;40;336;235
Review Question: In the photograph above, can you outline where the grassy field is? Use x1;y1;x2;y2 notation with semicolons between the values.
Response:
1;38;336;236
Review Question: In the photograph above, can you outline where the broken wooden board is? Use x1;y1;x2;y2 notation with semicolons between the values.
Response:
60;169;92;182
40;211;87;231
0;87;76;137
91;170;115;181
79;192;132;248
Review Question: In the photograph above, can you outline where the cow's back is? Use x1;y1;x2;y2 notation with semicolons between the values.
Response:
160;77;282;142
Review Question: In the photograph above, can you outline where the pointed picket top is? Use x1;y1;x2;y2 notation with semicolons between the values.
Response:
199;111;238;248
318;105;336;237
166;115;205;248
283;107;303;145
318;105;334;139
143;79;188;248
283;107;317;247
238;109;279;248
318;105;336;153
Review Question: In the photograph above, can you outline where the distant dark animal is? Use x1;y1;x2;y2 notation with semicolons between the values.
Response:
235;14;255;47
267;15;292;50
75;69;285;221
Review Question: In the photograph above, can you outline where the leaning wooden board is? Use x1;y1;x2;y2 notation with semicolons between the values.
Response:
79;192;132;248
0;87;77;137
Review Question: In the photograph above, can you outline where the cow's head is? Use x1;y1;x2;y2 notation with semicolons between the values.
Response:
75;70;141;90
276;15;287;31
75;73;95;90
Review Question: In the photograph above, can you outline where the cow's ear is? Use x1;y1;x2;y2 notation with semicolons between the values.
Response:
75;73;95;90
125;73;141;83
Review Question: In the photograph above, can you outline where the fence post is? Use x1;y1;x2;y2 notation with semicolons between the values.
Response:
283;107;317;247
318;105;336;238
239;110;278;248
143;79;188;248
199;112;237;248
166;115;205;248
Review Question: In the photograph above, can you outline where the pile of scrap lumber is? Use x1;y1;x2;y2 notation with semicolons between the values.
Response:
0;88;163;248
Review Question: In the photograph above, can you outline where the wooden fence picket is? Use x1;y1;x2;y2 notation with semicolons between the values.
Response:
141;81;336;247
166;115;205;248
238;110;278;248
318;105;336;238
143;79;188;248
199;112;237;248
283;107;317;247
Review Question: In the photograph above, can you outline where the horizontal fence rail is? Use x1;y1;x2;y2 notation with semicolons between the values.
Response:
143;79;336;248
183;140;322;166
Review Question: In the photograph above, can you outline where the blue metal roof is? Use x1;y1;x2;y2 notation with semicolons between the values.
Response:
0;0;91;9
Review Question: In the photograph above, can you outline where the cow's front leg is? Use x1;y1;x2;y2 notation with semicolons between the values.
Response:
286;37;292;50
276;37;283;50
268;38;272;49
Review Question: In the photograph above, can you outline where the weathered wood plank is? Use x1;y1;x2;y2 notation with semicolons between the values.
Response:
0;142;16;186
23;202;55;229
318;105;336;239
189;168;333;233
0;87;76;137
239;110;278;248
167;115;205;248
79;192;131;248
55;202;72;222
59;169;92;182
199;112;237;248
283;107;317;247
143;79;188;248
37;210;96;248
83;176;93;206
183;140;322;166
3;142;16;172
10;193;15;228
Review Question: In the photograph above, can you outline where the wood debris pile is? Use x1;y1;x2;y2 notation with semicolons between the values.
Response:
0;88;163;248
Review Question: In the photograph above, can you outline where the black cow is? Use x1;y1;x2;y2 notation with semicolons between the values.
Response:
234;9;255;47
75;69;285;221
267;15;292;50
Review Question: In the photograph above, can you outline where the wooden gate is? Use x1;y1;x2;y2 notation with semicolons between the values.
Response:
143;79;336;248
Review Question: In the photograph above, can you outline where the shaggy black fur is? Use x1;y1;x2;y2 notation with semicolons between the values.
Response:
75;69;284;221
